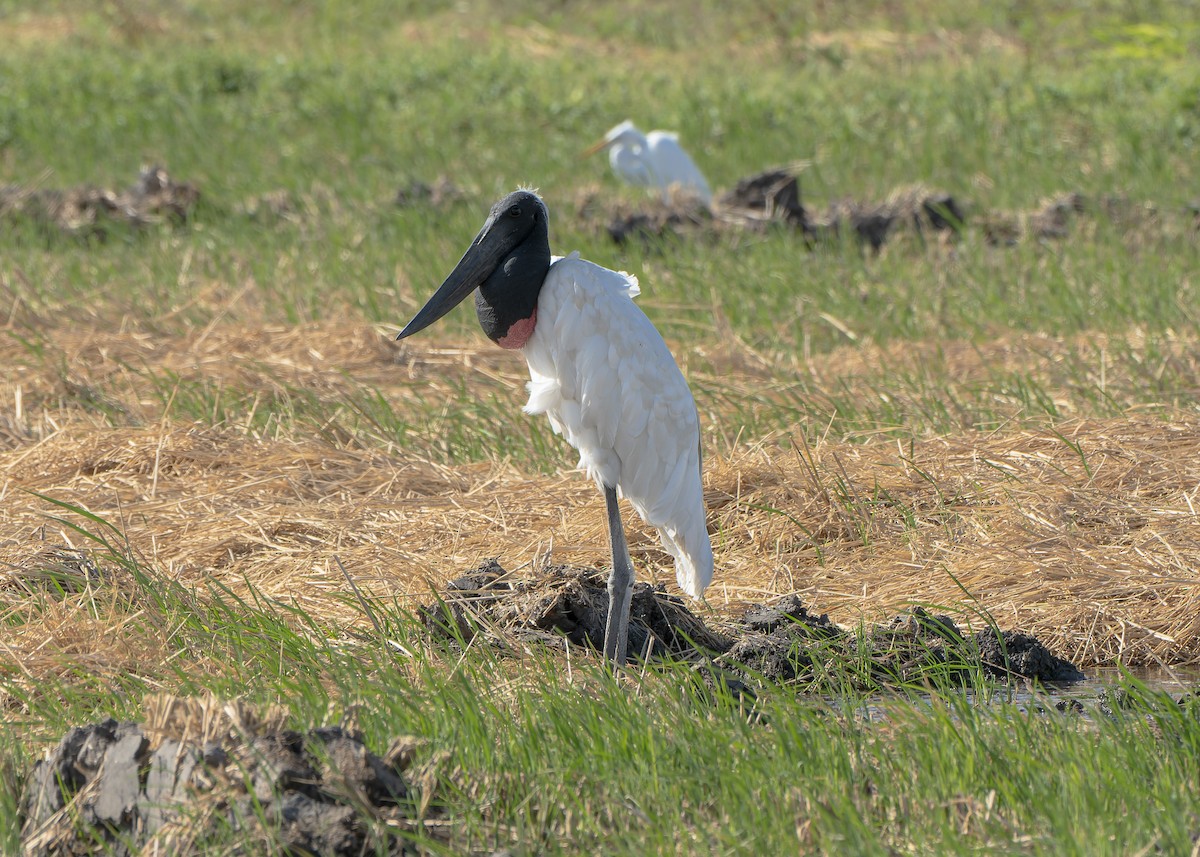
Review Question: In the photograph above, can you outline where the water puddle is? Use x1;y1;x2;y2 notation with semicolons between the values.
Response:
847;665;1200;723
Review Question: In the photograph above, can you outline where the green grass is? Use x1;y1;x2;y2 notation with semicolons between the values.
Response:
5;499;1200;854
3;1;1200;853
2;1;1196;460
3;514;1198;855
2;3;1198;348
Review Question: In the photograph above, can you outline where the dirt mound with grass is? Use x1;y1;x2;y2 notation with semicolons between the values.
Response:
422;562;1085;687
20;695;429;857
2;164;1189;251
597;167;1188;250
0;165;198;238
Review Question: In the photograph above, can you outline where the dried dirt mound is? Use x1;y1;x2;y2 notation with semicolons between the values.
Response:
0;165;198;238
603;195;712;245
604;167;1189;250
423;560;731;658
422;562;1085;686
817;183;965;249
721;598;1084;685
3;164;1183;252
20;696;424;857
602;169;963;248
717;169;808;225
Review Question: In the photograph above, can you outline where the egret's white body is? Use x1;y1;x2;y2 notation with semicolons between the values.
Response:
523;253;713;597
592;121;713;207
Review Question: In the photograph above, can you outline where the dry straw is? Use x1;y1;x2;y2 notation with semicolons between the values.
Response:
1;324;1198;684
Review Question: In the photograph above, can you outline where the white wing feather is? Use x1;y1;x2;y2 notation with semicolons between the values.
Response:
646;130;712;205
522;253;713;598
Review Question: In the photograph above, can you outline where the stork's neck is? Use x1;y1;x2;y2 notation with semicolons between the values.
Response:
475;226;551;350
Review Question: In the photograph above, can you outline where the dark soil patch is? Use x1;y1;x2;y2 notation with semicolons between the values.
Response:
604;196;711;246
20;699;425;856
599;167;1190;251
714;171;965;251
421;562;1087;688
0;165;198;239
716;169;808;226
603;169;966;249
817;184;965;250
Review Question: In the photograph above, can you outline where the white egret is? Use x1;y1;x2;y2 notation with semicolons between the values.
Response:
585;120;713;207
396;189;713;665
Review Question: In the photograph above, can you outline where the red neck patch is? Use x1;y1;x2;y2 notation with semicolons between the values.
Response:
496;308;537;350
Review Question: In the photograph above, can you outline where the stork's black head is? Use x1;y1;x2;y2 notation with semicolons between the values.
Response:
396;189;551;349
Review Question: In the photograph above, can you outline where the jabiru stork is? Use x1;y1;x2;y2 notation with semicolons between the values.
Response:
396;189;713;666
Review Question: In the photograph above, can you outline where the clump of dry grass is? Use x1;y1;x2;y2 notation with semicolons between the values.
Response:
708;415;1200;666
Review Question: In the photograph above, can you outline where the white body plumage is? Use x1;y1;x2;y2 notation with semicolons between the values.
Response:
522;253;713;599
596;121;713;207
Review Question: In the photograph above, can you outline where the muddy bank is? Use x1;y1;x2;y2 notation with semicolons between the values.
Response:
422;562;1086;687
21;696;424;857
3;164;1188;253
605;168;1182;250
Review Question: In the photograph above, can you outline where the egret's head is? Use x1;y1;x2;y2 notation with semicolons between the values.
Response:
604;120;641;144
584;120;644;156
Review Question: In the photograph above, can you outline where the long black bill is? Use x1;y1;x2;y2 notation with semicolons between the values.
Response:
396;219;506;341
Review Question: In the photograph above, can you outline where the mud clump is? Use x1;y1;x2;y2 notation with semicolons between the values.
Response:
818;184;965;251
605;196;711;246
0;165;199;239
423;561;731;658
21;697;419;856
723;606;1085;687
716;169;808;225
974;629;1085;683
422;562;1086;689
721;594;844;682
605;171;965;252
599;171;1181;252
739;593;838;636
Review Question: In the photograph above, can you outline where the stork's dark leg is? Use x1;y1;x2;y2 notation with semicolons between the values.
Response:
602;485;635;667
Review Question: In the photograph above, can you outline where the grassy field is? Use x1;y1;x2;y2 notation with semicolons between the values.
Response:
2;0;1200;853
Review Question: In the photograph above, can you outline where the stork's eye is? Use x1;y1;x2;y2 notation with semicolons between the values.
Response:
507;205;521;218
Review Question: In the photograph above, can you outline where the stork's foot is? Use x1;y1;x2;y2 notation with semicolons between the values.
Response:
602;485;635;669
603;581;633;667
